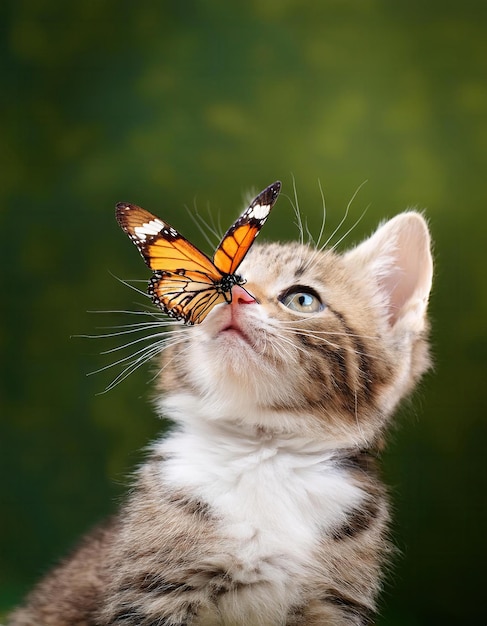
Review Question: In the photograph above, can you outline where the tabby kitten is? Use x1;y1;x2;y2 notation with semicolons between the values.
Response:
9;205;433;626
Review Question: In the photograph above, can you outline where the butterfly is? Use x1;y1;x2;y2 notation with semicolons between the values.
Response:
115;181;281;325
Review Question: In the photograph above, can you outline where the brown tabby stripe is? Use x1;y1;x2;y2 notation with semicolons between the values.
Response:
298;332;356;413
330;498;379;541
335;449;379;475
325;591;375;625
108;607;180;625
293;263;308;278
329;307;375;401
132;574;195;595
166;490;213;519
326;345;356;412
150;452;167;463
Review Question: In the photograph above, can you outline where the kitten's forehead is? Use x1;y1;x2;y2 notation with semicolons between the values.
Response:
240;242;331;285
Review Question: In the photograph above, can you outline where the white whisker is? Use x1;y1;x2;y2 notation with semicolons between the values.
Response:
108;272;152;298
88;309;168;317
96;332;190;394
321;180;368;251
272;318;378;340
289;175;305;245
76;323;169;340
99;332;172;355
88;340;166;375
329;206;369;253
315;179;327;249
186;202;220;249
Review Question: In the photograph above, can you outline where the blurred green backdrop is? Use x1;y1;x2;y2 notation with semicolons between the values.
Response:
1;1;486;624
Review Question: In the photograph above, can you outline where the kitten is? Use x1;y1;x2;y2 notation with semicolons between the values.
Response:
9;208;433;626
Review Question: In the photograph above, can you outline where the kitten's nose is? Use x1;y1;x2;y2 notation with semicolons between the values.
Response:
231;284;256;305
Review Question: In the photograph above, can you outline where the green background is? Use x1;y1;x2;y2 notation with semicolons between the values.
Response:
1;2;486;624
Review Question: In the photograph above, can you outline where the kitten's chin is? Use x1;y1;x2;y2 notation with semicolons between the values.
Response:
183;305;294;409
218;324;253;347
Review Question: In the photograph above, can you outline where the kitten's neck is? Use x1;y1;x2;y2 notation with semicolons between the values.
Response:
154;391;371;553
157;390;373;453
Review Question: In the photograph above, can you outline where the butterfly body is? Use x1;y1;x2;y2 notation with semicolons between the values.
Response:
116;181;281;324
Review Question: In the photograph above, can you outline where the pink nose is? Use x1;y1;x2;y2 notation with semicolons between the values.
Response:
231;284;256;305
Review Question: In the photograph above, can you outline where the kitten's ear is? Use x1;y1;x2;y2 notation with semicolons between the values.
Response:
345;212;433;328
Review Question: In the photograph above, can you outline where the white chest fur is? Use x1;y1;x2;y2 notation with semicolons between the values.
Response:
156;416;365;622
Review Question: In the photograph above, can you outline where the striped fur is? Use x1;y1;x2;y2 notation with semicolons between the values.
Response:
9;212;433;625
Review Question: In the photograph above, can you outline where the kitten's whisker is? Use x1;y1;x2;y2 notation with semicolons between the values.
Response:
274;339;297;361
271;323;378;360
145;336;197;388
289;175;305;246
101;347;164;392
288;331;341;351
90;333;185;375
283;327;377;342
154;337;193;372
283;329;373;359
321;180;368;251
102;323;187;336
329;206;369;253
315;179;327;249
99;333;190;393
273;319;378;341
186;202;220;250
206;201;224;241
264;333;291;361
100;332;173;354
304;219;315;247
108;273;152;298
88;309;170;318
76;323;169;339
268;330;312;358
105;321;168;329
83;302;188;389
89;342;164;375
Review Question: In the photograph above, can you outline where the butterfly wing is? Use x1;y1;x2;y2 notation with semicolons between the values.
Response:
116;182;281;324
116;203;219;277
116;203;225;323
148;270;227;325
212;181;281;275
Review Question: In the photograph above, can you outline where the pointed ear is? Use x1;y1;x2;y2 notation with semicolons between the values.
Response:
345;212;433;327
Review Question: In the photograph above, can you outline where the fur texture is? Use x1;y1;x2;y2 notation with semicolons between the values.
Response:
9;211;433;625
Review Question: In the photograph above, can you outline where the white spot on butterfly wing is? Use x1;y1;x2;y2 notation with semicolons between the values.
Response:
248;202;271;221
133;218;165;241
252;204;271;220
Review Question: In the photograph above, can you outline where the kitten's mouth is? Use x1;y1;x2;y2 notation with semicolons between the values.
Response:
210;299;256;348
220;323;252;345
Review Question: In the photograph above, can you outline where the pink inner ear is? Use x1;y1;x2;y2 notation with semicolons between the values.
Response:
380;216;433;326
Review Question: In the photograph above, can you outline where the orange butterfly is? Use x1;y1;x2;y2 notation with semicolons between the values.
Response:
115;181;281;325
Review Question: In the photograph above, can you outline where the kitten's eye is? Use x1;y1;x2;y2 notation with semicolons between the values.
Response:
279;288;324;314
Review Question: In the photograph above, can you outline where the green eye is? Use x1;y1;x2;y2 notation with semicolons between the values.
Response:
279;288;324;313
